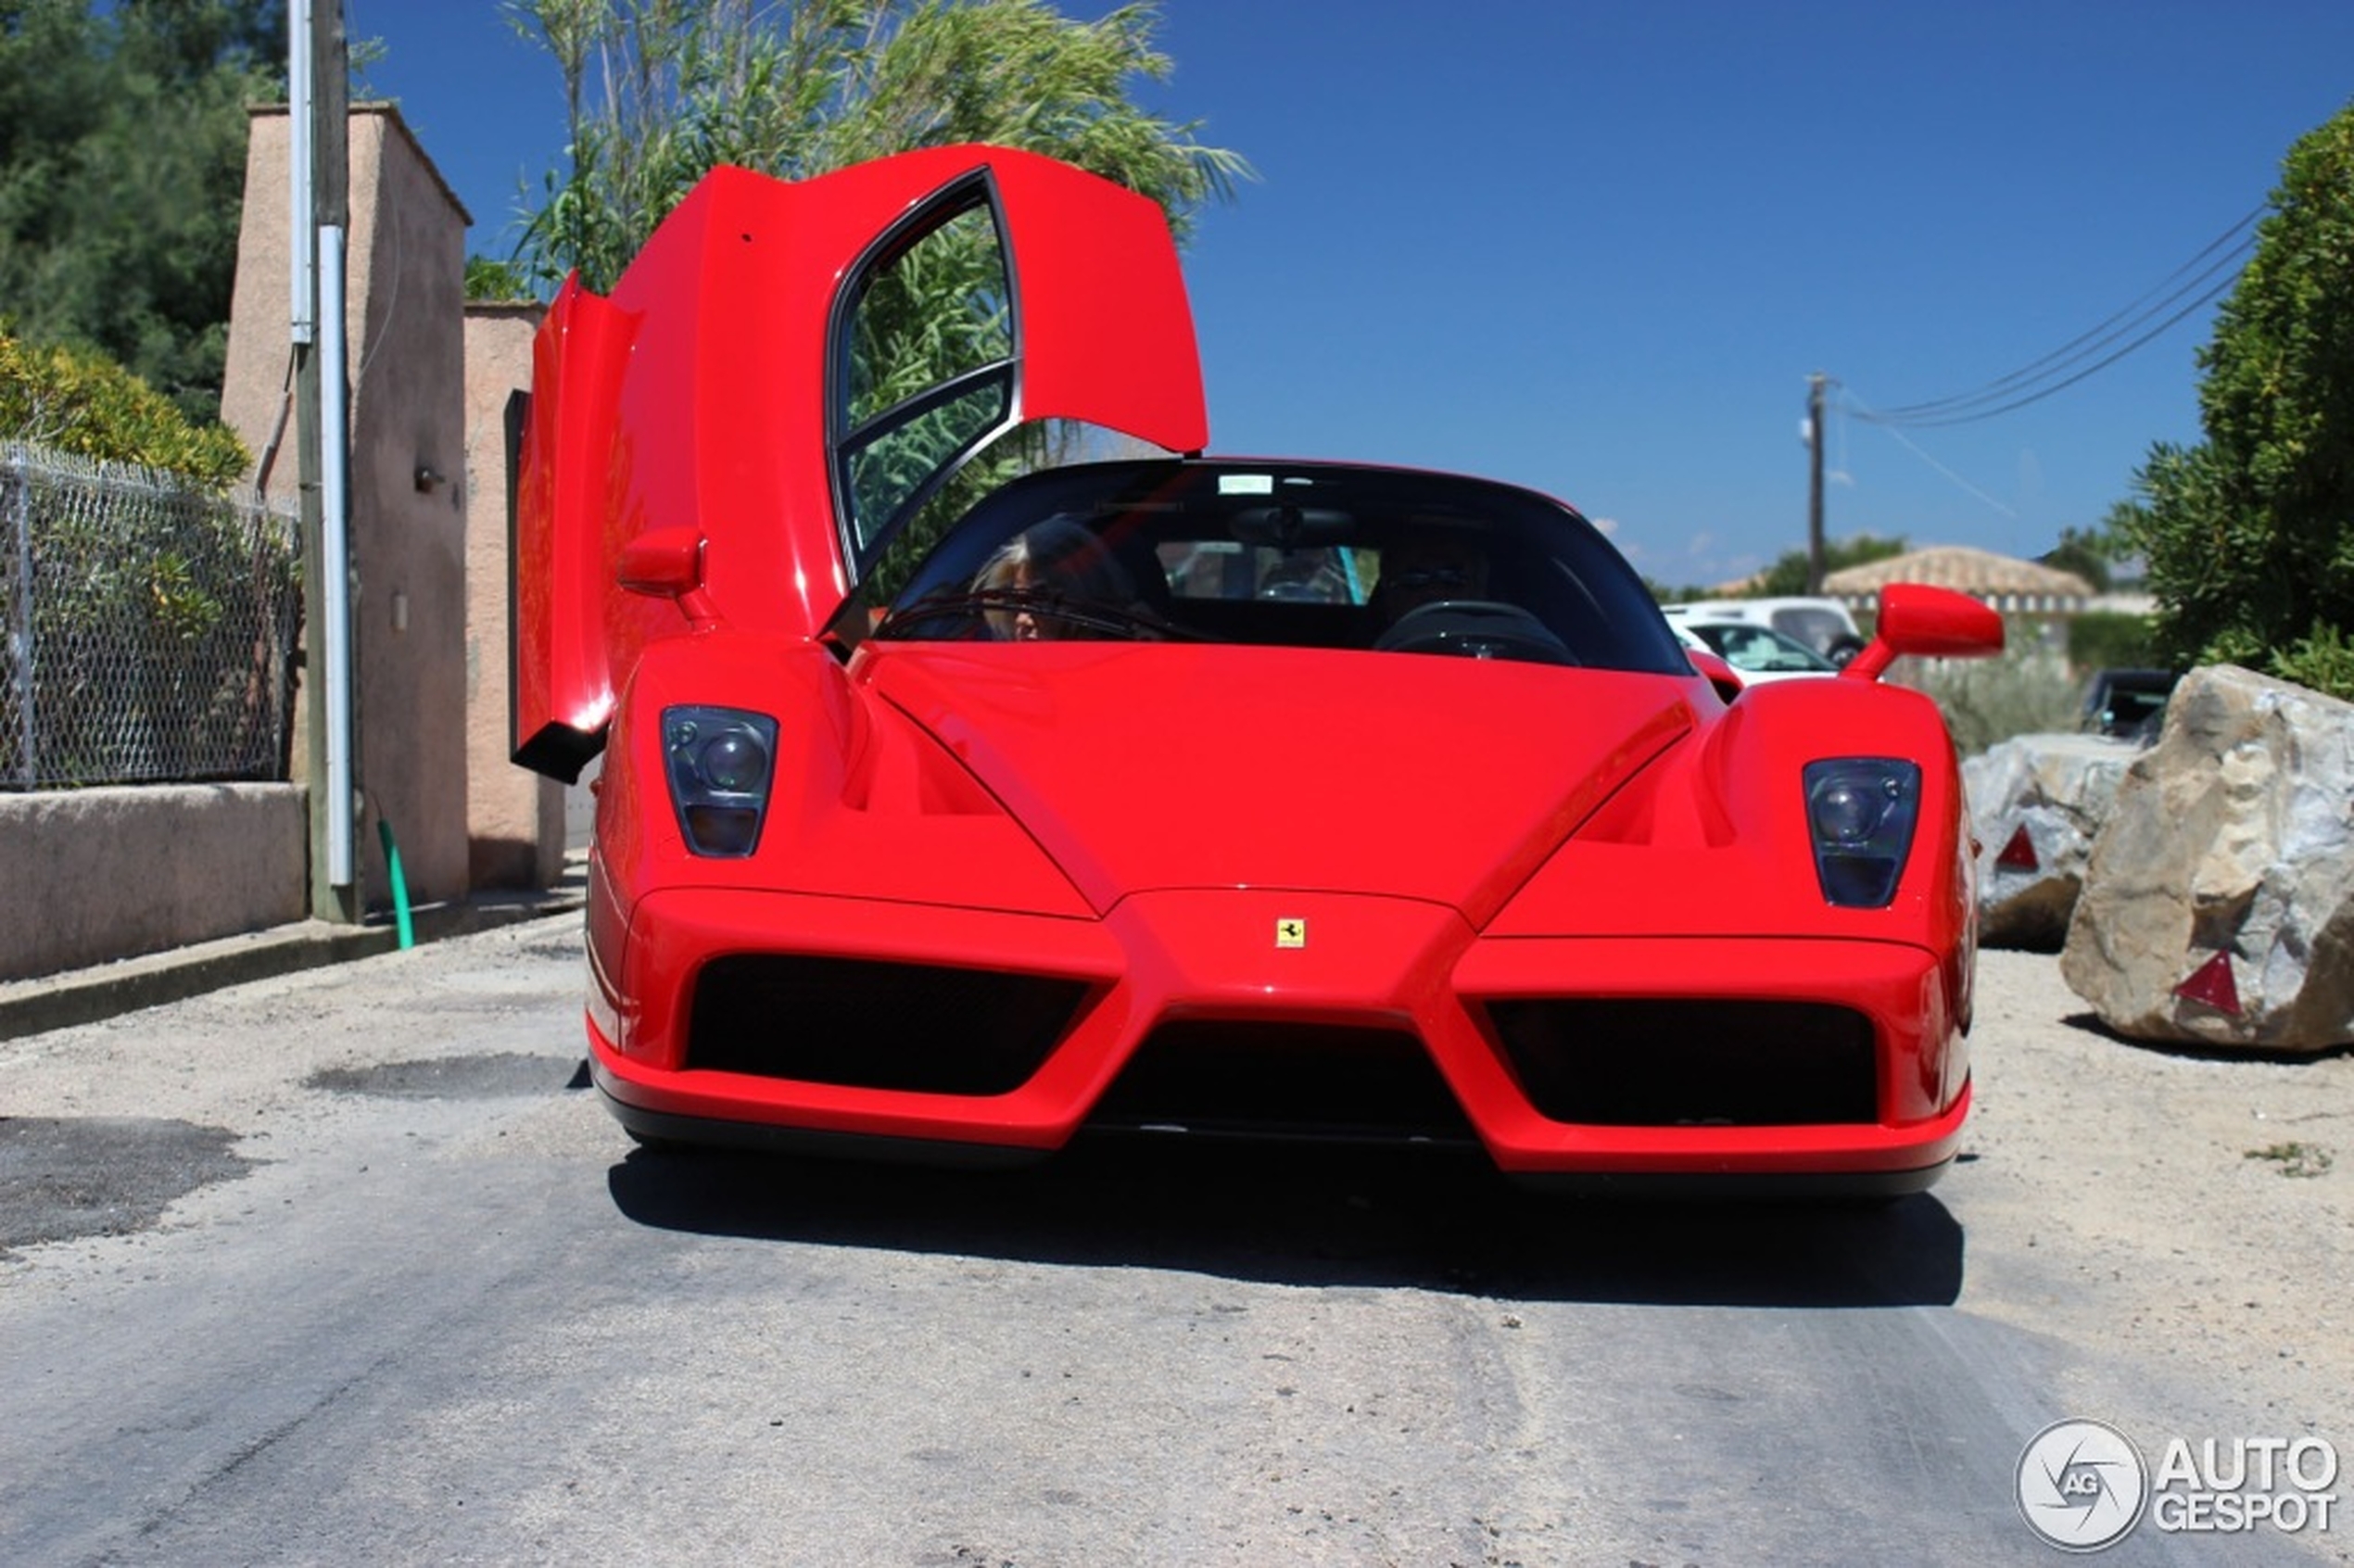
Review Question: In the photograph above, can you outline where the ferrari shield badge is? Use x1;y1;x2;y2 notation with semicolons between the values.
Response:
1275;917;1307;949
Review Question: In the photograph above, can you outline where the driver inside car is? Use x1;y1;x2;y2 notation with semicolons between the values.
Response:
974;517;1145;640
1372;525;1492;628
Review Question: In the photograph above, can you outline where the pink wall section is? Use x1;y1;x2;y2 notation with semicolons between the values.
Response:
217;105;560;918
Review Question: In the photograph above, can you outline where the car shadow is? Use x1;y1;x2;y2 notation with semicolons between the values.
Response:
604;1136;1964;1309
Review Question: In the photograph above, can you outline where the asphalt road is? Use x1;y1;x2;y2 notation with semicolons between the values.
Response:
0;920;2331;1566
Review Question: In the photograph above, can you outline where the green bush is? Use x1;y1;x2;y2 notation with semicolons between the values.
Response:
0;328;248;488
2;450;298;787
2270;623;2354;700
2;329;289;787
2066;610;2159;671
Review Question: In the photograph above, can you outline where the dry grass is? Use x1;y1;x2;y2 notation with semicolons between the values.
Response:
1892;646;2082;757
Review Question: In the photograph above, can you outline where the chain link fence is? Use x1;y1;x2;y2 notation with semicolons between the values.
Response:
3;443;301;790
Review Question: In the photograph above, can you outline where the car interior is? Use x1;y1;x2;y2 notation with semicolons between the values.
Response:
857;459;1692;675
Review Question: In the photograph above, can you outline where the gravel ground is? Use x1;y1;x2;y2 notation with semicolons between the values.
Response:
6;929;2349;1466
1954;948;2354;1448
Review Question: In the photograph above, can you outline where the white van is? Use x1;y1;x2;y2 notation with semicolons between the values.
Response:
1660;597;1867;664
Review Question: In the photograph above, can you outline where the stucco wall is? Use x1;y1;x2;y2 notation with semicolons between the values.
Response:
462;303;564;889
0;786;306;982
348;109;473;906
220;105;474;914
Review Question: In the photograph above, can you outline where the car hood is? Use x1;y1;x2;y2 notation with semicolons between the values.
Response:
863;643;1699;922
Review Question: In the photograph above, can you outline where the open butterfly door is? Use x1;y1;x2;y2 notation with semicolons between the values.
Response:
511;145;1209;780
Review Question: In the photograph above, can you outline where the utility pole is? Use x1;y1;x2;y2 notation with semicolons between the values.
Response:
1804;373;1828;595
293;3;357;923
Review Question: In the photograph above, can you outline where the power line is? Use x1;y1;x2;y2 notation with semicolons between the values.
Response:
1854;413;2018;517
1854;205;2262;429
1868;206;2258;419
1854;262;2245;428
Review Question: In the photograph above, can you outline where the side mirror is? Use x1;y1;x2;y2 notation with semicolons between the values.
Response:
618;526;703;597
617;526;719;627
1841;584;2004;681
1684;646;1745;704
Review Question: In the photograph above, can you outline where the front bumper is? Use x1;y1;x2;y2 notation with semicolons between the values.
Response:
588;883;1969;1184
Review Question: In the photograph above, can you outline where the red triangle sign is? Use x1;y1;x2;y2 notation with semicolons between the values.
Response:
2173;952;2242;1015
1996;824;2039;871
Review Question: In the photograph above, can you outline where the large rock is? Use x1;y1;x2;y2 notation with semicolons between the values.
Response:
2060;665;2354;1051
1964;733;2140;951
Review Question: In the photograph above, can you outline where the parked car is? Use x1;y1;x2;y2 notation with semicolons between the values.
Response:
2080;667;2180;740
1663;597;1869;665
1673;619;1841;684
511;145;2006;1196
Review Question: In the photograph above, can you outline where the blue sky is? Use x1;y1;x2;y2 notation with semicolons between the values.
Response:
355;1;2354;588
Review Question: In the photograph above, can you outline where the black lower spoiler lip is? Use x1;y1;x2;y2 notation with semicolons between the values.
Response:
1503;1157;1952;1203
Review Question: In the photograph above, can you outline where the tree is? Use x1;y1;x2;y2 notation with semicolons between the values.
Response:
504;0;1250;295
2039;525;2113;595
1746;533;1908;598
0;2;287;426
464;255;538;302
2120;99;2354;700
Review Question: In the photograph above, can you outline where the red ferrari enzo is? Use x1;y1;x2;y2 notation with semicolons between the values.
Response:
512;145;2003;1195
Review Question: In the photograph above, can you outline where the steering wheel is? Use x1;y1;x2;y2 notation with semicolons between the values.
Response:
1370;600;1578;665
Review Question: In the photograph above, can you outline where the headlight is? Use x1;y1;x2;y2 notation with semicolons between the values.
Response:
1803;758;1920;907
663;705;779;857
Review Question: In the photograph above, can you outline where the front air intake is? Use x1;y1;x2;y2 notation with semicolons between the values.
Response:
688;955;1088;1095
1487;999;1878;1126
1088;1021;1477;1144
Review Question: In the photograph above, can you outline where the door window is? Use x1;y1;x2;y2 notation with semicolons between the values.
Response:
835;191;1017;574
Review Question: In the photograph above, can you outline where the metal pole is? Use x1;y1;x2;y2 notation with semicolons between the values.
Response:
289;3;313;346
320;222;354;889
7;457;32;788
1805;373;1827;595
295;1;355;920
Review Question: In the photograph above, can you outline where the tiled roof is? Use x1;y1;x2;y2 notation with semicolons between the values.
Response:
1823;545;2094;599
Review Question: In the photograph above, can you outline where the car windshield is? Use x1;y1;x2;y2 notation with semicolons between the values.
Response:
859;459;1691;673
1685;622;1839;673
